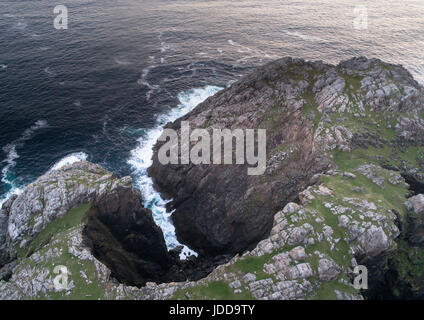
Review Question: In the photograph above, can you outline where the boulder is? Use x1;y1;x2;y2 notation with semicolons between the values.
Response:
406;194;424;246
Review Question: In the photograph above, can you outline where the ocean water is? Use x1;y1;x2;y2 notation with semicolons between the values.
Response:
1;0;423;253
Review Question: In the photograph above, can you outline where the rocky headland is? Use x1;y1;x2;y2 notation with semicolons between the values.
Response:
1;56;424;299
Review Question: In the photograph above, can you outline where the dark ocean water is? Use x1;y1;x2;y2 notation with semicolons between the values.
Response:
1;0;423;252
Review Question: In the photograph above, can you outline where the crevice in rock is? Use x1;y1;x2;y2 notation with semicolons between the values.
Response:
81;185;233;287
401;173;424;195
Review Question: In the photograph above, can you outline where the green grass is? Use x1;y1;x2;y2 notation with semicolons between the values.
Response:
31;227;106;300
339;73;363;92
172;281;253;300
228;254;275;281
313;278;357;300
18;203;91;259
388;240;424;296
12;203;110;300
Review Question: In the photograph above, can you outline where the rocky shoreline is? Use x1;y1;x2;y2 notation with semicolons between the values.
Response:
1;56;424;299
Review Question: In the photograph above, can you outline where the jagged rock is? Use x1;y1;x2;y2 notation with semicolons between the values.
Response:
149;56;423;257
289;246;307;261
356;226;390;257
355;164;386;189
1;56;424;300
405;194;424;246
406;194;424;215
0;212;8;267
83;180;172;287
3;162;127;255
318;258;340;281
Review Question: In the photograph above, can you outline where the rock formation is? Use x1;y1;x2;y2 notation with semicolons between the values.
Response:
149;56;424;258
1;56;424;300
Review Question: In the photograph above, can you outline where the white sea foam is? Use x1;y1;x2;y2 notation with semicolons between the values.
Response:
114;57;132;65
1;120;48;181
137;64;160;100
128;85;222;259
44;67;56;76
49;152;88;171
283;30;325;42
0;120;49;206
1;144;19;186
14;21;27;30
0;186;23;208
0;150;88;207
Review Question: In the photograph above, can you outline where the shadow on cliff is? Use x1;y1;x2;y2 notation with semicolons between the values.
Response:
82;184;232;287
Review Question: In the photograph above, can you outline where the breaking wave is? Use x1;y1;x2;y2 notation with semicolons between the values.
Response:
49;152;88;171
128;85;222;259
0;120;49;206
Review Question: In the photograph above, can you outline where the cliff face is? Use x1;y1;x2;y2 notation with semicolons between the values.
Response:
1;57;424;300
0;162;174;296
149;57;424;257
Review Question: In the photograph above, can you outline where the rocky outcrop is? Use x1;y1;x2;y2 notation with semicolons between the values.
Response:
149;56;423;257
1;56;424;300
0;161;124;264
0;162;177;290
0;161;232;298
405;194;424;246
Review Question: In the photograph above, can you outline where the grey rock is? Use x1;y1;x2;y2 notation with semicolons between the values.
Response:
289;246;307;261
318;258;340;281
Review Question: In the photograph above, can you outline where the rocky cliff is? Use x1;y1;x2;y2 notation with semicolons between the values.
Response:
1;57;424;300
149;57;424;258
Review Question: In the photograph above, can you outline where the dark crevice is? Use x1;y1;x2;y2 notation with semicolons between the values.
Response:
82;186;233;288
401;173;424;195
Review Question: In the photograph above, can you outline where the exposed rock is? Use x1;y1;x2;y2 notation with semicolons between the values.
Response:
318;258;340;281
2;161;126;261
83;179;172;287
1;56;424;300
289;246;307;261
148;56;423;258
405;194;424;246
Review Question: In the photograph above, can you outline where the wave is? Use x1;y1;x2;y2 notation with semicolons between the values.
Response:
0;120;49;206
0;64;7;70
44;67;56;76
114;57;132;65
128;85;222;259
137;63;160;100
0;186;23;208
0;150;88;208
283;29;325;42
1;144;19;186
14;21;27;30
49;152;88;171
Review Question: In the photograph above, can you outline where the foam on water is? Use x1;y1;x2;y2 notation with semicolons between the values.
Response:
128;85;222;259
114;57;132;65
0;151;88;207
0;120;49;206
49;152;88;171
1;120;48;184
0;143;23;207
